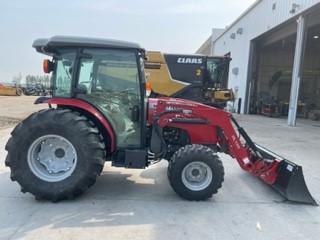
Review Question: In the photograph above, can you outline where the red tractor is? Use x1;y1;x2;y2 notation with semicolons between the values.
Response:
5;36;317;205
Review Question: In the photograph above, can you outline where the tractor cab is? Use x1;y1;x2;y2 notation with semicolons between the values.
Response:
34;36;147;153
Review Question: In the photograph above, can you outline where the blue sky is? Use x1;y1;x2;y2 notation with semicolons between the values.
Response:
0;0;256;82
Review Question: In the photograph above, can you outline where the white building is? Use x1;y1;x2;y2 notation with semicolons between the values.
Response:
197;0;320;125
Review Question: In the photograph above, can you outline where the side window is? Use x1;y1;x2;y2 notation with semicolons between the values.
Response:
53;50;77;97
96;57;140;95
78;60;94;93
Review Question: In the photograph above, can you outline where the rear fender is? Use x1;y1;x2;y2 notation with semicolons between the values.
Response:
35;97;116;151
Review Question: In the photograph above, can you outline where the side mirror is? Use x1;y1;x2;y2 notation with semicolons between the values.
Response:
43;59;54;73
131;105;140;122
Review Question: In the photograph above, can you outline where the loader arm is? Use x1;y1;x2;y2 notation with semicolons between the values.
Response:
154;98;278;178
152;98;318;205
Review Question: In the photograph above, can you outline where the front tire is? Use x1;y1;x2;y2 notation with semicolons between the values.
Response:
5;108;106;202
168;144;224;200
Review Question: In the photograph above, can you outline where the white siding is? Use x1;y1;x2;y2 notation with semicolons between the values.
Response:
211;0;320;113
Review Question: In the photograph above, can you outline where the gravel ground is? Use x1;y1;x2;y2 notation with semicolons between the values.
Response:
0;96;46;129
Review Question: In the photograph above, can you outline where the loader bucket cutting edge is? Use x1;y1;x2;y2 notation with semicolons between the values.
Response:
255;144;318;206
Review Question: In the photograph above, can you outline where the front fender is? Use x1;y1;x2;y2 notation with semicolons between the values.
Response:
35;97;116;151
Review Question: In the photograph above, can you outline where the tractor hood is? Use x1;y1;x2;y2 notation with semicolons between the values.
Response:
147;97;208;125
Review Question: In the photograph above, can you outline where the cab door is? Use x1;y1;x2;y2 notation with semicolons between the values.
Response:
76;48;142;148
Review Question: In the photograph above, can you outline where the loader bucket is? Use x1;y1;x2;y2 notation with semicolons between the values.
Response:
255;144;318;206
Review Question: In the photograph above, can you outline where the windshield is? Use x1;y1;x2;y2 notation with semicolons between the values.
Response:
206;57;224;86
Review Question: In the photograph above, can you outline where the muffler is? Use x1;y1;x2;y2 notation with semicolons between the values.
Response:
256;144;318;206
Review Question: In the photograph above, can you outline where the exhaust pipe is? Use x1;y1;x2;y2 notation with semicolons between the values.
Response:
256;144;318;206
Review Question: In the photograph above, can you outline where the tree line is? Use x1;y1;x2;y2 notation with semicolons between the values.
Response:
25;75;50;88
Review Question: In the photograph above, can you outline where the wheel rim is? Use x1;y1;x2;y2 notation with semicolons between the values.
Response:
181;161;212;191
27;134;77;182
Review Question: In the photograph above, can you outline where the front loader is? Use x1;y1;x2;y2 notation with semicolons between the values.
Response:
5;36;317;205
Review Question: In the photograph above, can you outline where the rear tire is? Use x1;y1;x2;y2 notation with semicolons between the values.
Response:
5;109;106;202
168;144;224;200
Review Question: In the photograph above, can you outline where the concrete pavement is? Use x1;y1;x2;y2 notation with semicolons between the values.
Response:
0;113;320;240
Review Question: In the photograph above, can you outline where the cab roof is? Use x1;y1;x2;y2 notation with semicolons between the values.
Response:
32;35;145;55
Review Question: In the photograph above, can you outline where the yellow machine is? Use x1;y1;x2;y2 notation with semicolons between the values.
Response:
144;51;234;108
0;85;22;96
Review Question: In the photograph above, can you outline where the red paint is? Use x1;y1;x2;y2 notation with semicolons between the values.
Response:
147;97;280;184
